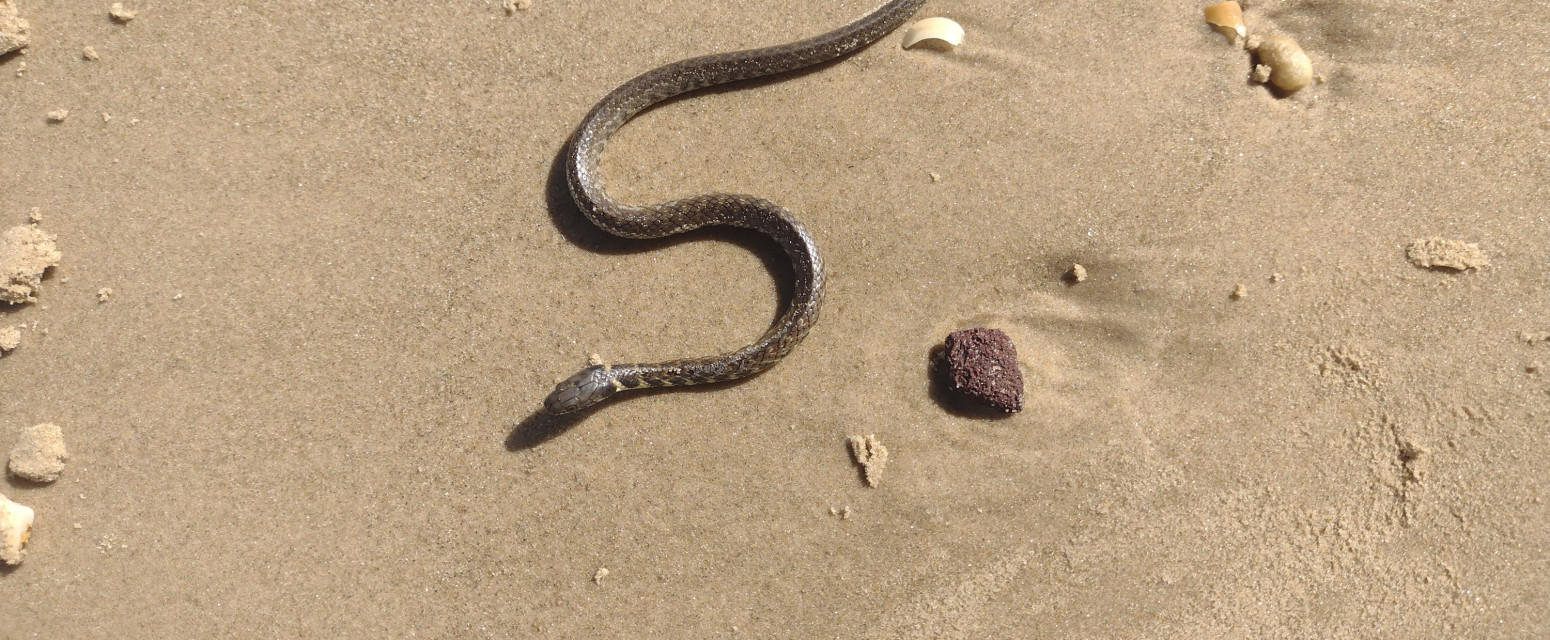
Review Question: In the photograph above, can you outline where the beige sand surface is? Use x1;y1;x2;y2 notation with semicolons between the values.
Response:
1;0;1547;637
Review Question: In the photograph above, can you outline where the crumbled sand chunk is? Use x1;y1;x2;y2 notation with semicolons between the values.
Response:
1251;63;1272;84
1;225;62;304
108;2;136;22
8;423;68;483
0;493;33;565
82;45;99;60
592;567;608;584
503;0;531;13
96;287;113;302
27;207;41;224
1521;331;1550;345
0;326;19;353
1066;263;1087;283
848;434;889;487
46;109;68;123
1231;283;1248;300
1405;237;1488;271
0;0;28;55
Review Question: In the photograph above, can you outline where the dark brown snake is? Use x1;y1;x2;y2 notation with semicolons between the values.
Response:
544;0;928;414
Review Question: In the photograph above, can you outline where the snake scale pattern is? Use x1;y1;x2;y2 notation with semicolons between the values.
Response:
545;0;928;414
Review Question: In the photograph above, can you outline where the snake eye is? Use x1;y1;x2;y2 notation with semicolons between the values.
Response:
544;365;616;414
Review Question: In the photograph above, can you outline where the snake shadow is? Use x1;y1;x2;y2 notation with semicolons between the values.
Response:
517;62;856;447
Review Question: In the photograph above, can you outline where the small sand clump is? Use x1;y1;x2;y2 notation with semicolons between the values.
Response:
46;109;69;123
1405;238;1488;271
83;45;99;60
0;0;29;56
9;423;69;483
848;434;889;487
1;225;62;304
0;326;20;353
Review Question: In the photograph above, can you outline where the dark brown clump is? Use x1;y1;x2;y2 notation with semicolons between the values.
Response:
944;328;1024;413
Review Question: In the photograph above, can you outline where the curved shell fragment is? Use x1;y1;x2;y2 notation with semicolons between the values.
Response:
1203;1;1245;41
902;17;964;50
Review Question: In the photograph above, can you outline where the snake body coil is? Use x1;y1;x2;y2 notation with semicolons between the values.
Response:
545;0;927;414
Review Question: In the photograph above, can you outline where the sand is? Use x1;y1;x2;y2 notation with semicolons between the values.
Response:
0;0;1546;636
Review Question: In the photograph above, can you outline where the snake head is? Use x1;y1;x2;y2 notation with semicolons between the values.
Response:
544;365;617;414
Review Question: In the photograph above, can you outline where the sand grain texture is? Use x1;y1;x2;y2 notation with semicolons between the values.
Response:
0;0;1546;637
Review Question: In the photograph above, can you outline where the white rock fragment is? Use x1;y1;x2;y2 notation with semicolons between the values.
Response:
108;2;136;22
0;0;29;56
8;423;68;483
0;493;34;565
902;17;964;50
46;109;69;123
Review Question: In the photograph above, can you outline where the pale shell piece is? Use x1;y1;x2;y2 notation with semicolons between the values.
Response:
1255;34;1313;92
902;17;964;50
0;493;34;565
1203;1;1245;40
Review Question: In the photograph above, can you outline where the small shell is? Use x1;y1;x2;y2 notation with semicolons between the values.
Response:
1202;1;1245;41
1255;34;1313;92
902;17;964;50
1;493;34;565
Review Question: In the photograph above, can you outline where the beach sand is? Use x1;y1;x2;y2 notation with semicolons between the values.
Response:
1;0;1546;636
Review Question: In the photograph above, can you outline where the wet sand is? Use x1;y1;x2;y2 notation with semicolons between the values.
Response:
2;0;1547;636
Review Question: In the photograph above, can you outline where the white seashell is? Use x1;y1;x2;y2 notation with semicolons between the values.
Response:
902;17;964;50
1;493;34;565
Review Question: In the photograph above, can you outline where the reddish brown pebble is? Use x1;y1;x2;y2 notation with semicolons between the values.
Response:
944;328;1024;412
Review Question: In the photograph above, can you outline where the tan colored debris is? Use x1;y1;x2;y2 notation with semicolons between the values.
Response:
0;0;29;56
848;434;889;488
1405;238;1488;271
1;225;62;304
8;422;68;483
0;326;19;353
108;2;135;22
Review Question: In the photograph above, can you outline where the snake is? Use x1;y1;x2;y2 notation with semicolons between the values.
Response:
544;0;928;414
